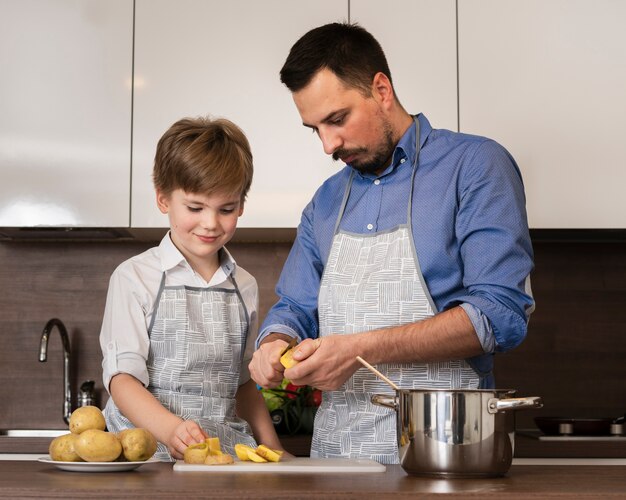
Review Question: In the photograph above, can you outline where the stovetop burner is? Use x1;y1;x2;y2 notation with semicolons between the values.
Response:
518;430;626;442
537;434;626;442
534;416;624;438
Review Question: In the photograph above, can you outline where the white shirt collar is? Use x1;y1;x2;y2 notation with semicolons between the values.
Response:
157;232;238;284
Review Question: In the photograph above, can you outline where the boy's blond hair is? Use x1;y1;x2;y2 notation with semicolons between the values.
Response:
153;116;253;201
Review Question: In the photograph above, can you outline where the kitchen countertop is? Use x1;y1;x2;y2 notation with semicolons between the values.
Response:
0;459;625;499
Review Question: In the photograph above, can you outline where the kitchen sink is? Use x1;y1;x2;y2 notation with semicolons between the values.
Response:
0;429;67;437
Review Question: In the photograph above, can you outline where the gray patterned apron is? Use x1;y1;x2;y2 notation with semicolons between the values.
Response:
104;270;257;461
311;117;480;464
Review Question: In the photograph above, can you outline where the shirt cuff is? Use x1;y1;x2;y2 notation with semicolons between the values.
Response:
459;303;496;353
102;340;150;393
255;324;301;350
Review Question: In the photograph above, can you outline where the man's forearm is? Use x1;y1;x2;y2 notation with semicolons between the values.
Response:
359;306;484;365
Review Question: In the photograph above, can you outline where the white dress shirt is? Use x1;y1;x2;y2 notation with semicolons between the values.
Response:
100;232;258;392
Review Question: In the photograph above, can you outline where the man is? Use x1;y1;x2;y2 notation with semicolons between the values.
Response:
249;23;534;464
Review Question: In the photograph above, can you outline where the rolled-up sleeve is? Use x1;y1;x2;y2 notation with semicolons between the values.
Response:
257;200;324;347
100;266;151;392
448;140;535;352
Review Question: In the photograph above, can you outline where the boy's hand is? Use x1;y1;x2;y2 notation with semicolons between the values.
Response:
249;334;293;388
167;420;208;460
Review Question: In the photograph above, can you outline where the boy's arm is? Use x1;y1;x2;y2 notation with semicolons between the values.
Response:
235;379;286;452
109;373;208;459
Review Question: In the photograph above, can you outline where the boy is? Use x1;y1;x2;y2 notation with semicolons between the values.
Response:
100;116;283;461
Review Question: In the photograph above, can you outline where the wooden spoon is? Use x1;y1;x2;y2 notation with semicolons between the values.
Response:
356;356;400;391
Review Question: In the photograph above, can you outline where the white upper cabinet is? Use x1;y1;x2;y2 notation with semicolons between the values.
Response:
0;0;133;227
458;0;626;229
350;0;458;132
4;1;622;230
131;0;347;228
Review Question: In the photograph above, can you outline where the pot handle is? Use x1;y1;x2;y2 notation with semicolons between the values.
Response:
488;396;543;414
371;393;398;410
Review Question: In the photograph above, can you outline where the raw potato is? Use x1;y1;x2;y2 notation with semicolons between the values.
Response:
74;429;122;462
49;433;83;462
183;436;269;465
247;449;268;462
205;436;220;454
118;428;158;462
280;348;299;369
256;444;282;462
235;443;283;463
183;442;209;464
234;443;256;461
69;405;106;434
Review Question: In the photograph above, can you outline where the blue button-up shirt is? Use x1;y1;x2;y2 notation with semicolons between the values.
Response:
259;114;535;387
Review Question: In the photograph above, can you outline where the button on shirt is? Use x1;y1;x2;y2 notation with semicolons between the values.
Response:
100;233;259;392
259;113;534;384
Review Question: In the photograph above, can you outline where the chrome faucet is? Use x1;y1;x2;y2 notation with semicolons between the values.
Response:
39;318;72;424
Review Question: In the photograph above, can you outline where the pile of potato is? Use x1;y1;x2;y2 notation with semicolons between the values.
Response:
183;438;283;465
49;406;157;462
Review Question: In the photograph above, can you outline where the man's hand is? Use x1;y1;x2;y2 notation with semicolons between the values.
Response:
249;334;293;388
285;334;360;391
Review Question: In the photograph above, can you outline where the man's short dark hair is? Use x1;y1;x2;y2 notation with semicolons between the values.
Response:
280;22;393;96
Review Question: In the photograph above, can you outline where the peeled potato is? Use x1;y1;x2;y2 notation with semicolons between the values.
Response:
255;444;282;462
183;442;209;464
74;429;122;462
205;437;221;454
234;443;256;461
49;433;83;462
69;406;106;434
234;442;283;463
279;348;299;369
247;449;268;462
118;428;157;462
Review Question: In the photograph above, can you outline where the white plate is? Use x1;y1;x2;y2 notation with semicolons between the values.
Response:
38;455;155;472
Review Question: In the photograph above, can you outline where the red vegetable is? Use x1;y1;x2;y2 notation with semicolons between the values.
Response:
284;382;301;399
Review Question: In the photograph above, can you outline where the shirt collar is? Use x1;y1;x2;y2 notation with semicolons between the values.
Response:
353;113;432;179
158;231;237;278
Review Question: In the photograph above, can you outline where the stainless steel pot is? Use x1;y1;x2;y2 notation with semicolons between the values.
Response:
372;389;542;477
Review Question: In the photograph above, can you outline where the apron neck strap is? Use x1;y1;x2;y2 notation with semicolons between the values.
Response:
406;115;421;225
334;115;422;234
333;169;355;235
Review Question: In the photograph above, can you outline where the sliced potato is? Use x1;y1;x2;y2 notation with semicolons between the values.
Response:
234;443;256;461
205;436;221;454
233;442;284;463
247;449;268;463
255;444;282;462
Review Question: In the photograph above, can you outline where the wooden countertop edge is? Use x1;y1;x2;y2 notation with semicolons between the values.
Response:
0;462;625;499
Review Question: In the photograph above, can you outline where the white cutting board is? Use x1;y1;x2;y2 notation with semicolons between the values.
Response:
173;457;386;473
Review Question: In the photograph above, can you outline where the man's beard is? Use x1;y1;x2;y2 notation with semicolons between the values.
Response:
332;121;395;175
